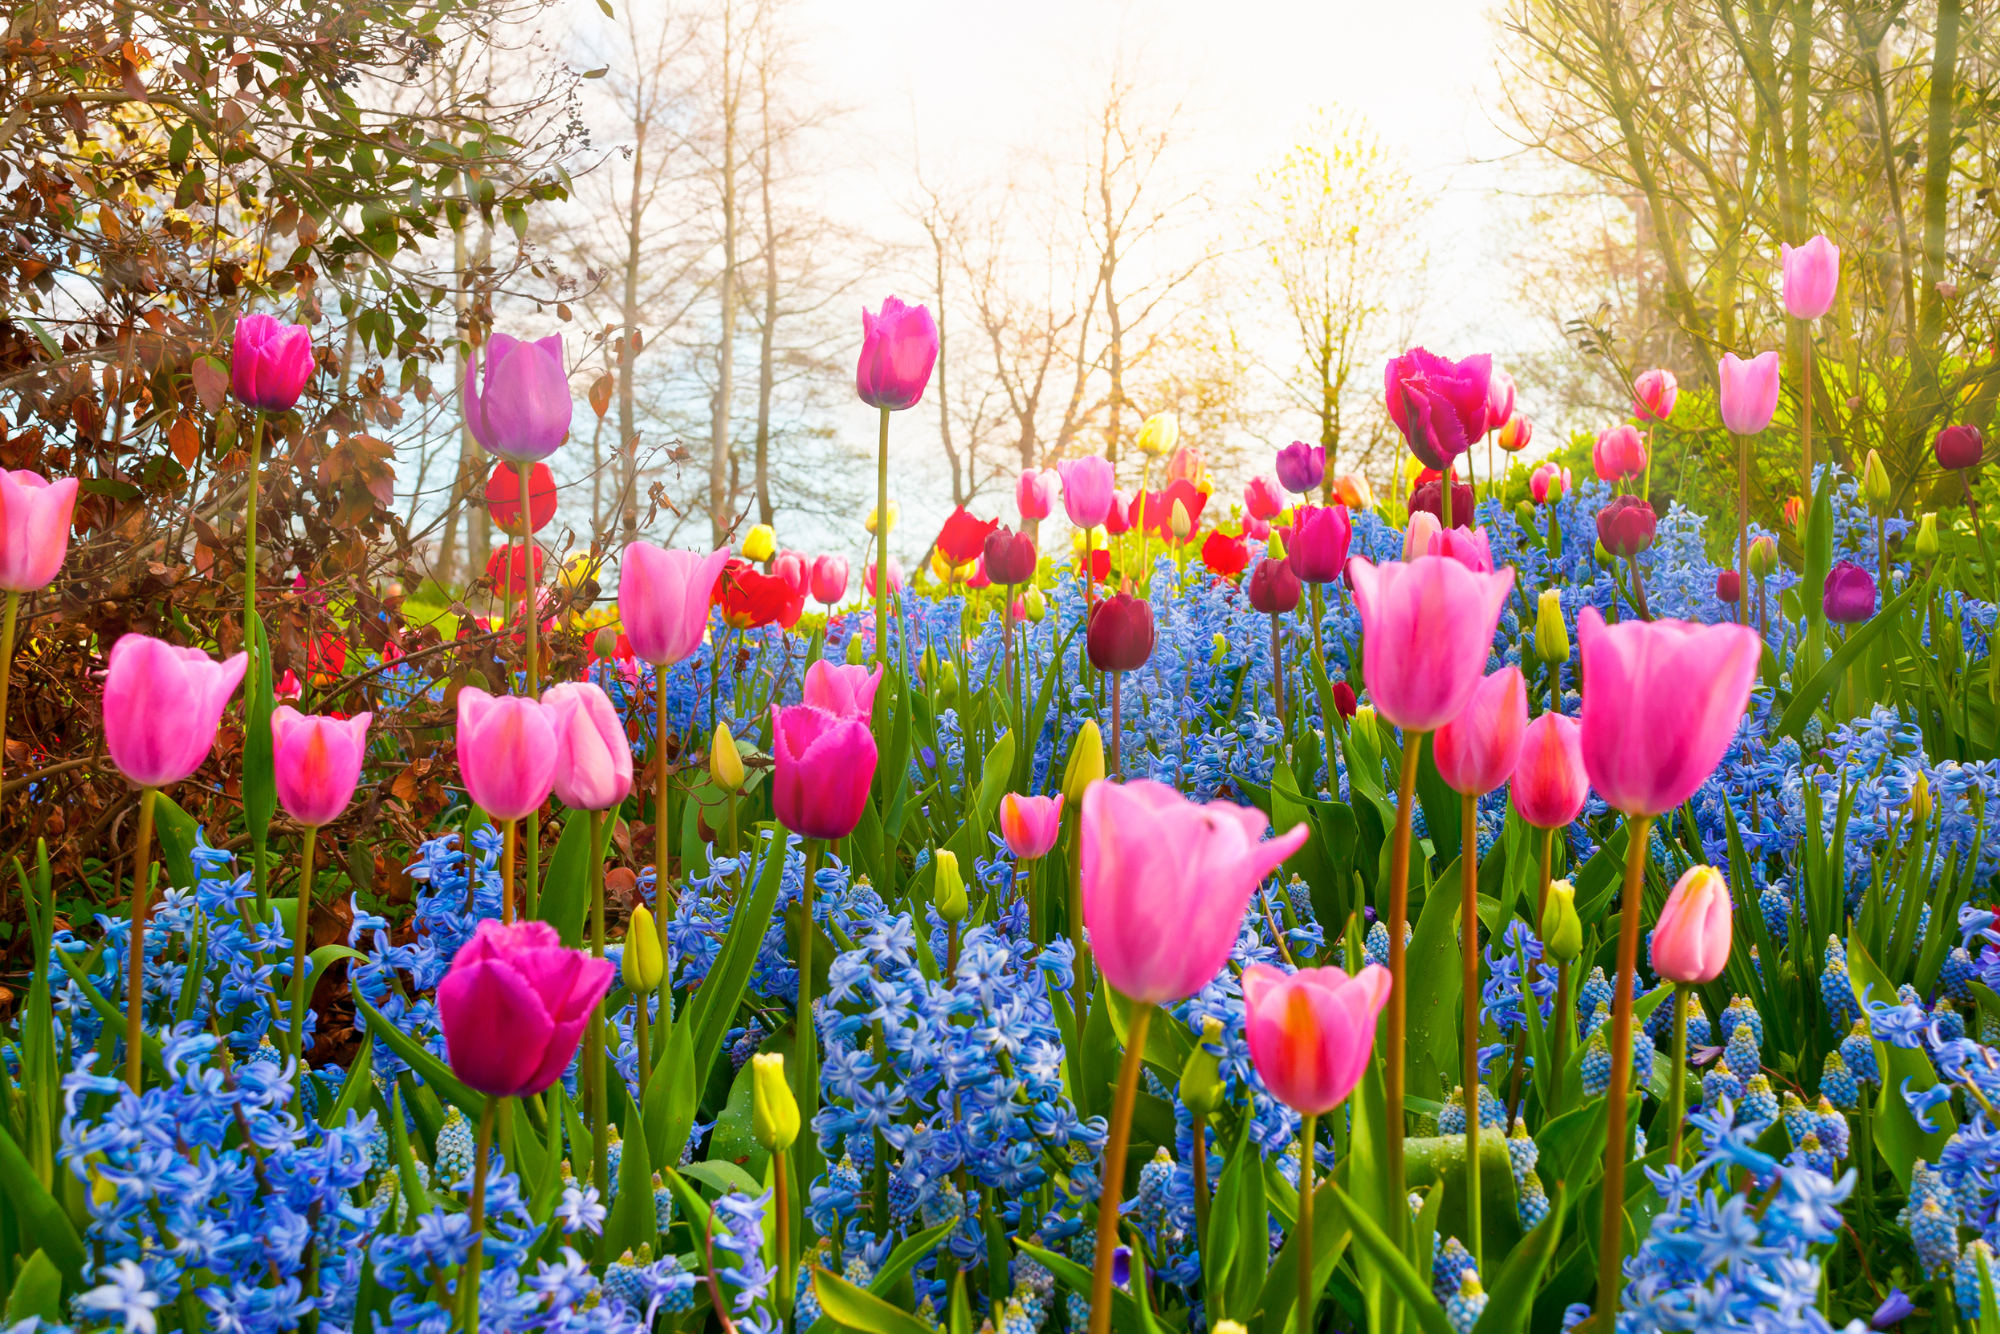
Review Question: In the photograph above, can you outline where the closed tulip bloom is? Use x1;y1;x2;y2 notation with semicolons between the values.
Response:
810;554;849;604
1534;588;1569;664
984;526;1039;585
1244;475;1284;520
1433;667;1528;796
751;1052;800;1151
0;470;78;592
1719;351;1781;435
1241;962;1392;1114
803;659;883;720
768;550;809;598
1936;424;1983;471
1275;442;1327;495
1650;865;1733;983
1165;446;1205;488
1332;472;1374;509
1103;490;1135;536
1716;568;1742;603
1403;510;1443;562
1632;368;1678;423
1247;557;1302;614
1511;712;1588;829
269;706;372;826
104;634;248;788
1064;721;1105;805
230;313;316;412
1593;425;1648;481
1017;468;1058;521
1408;476;1475;530
1747;535;1780;578
1823;561;1877;623
1576;607;1761;817
1782;235;1841;321
1384;347;1492;470
1332;681;1358;717
1596;496;1658;559
1057;455;1116;529
1087;593;1156;672
1347;556;1515;733
999;792;1064;860
1486;369;1517;432
1497;415;1533;453
771;703;878;840
1136;411;1179;457
438;919;614;1098
623;905;664;990
1081;779;1309;1004
542;682;632;811
456;688;558;821
1529;463;1570;505
856;295;939;410
1433;526;1495;573
619;543;728;666
1287;505;1352;584
740;523;777;563
465;333;571;463
864;558;904;598
864;501;899;535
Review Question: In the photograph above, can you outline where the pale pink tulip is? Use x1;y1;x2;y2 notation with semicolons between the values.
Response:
104;634;248;788
1650;865;1732;983
802;659;883;721
0;470;78;593
1242;962;1391;1114
455;688;557;822
270;706;372;826
1510;712;1589;829
1782;235;1841;322
1719;352;1780;435
542;682;633;811
621;544;728;666
1347;556;1514;733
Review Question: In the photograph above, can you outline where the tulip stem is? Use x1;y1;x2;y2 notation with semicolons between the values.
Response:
1596;811;1655;1326
290;826;318;1063
1668;984;1689;1165
1801;333;1814;504
0;589;18;790
1190;1111;1210;1284
1308;584;1326;683
773;1147;791;1322
657;666;674;883
1441;469;1454;530
1551;960;1571;1116
797;839;821;1150
517;459;542;921
1536;826;1554;922
634;966;651;1087
589;808;610;1205
459;1093;500;1334
876;406;891;669
1110;671;1123;780
1384;735;1422;1262
1735;432;1749;627
125;786;158;1093
1297;1112;1318;1334
501;819;517;924
245;411;263;638
1089;1000;1152;1334
1270;612;1286;732
1460;789;1482;1271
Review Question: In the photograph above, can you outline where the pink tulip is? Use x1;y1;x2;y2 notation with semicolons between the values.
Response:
857;296;939;411
1244;475;1284;521
1347;556;1515;733
1080;779;1308;1004
437;919;614;1098
1782;235;1841;321
771;704;878;840
1529;463;1570;505
1486;369;1517;433
1577;608;1761;817
1402;511;1442;562
803;659;883;720
620;544;729;666
269;706;372;826
464;333;572;463
1434;527;1495;573
1287;504;1351;584
542;682;633;811
1017;468;1058;522
770;550;809;596
103;634;248;788
864;558;904;598
1649;865;1732;983
1241;962;1391;1114
0;470;78;592
1718;352;1780;435
1632;368;1678;423
1510;712;1589;829
1057;456;1115;530
1384;347;1492;470
230;313;316;412
811;554;850;604
999;792;1064;860
1433;667;1528;796
456;688;557;821
1593;425;1648;481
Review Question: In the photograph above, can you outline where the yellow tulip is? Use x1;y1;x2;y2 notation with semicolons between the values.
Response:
1136;411;1179;457
741;524;776;562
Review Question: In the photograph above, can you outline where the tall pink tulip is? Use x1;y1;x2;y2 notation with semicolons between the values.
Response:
864;558;904;598
104;634;249;788
1347;556;1514;733
464;333;571;463
1241;962;1391;1114
1057;456;1116;530
999;792;1063;860
1718;352;1780;435
438;919;615;1097
270;707;372;826
456;688;558;822
0;469;79;593
621;544;728;666
1632;369;1678;423
856;296;939;410
771;704;878;840
1486;370;1517;432
1782;235;1841;321
1244;475;1284;521
1651;865;1733;983
1511;713;1589;829
1593;425;1648;482
803;659;883;720
543;682;633;811
1017;468;1058;522
230;313;316;412
1433;668;1527;795
810;554;849;604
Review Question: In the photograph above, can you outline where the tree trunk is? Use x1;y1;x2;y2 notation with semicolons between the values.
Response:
620;117;646;549
709;2;741;548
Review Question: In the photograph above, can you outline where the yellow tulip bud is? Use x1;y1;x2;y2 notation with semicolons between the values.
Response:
751;1052;799;1151
1535;588;1569;664
865;502;900;536
1911;771;1932;825
1540;881;1582;962
710;722;744;793
1136;411;1179;457
1170;499;1193;540
1178;1016;1226;1117
845;634;867;665
1916;512;1940;561
623;905;664;992
934;849;967;924
741;524;776;563
1063;721;1105;806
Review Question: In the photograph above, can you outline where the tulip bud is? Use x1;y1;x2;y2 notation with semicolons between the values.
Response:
1911;771;1932;825
1916;512;1940;561
1715;569;1742;604
1535;589;1569;663
1136;411;1179;457
1349;705;1379;753
935;659;959;706
1023;587;1047;622
1747;534;1779;578
865;502;899;536
1540;880;1582;962
1178;1016;1226;1117
1266;528;1288;561
1063;721;1105;805
933;849;967;924
1208;633;1229;667
1516;501;1537;526
592;627;619;660
1170;499;1193;541
1594;539;1613;564
845;635;867;665
1861;449;1892;515
741;523;776;563
711;722;744;793
623;905;664;992
751;1052;800;1151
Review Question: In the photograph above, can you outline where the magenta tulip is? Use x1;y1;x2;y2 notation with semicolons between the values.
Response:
1087;593;1156;672
1347;556;1514;733
1650;865;1733;983
542;682;633;811
1593;425;1647;482
856;296;939;411
1716;569;1742;604
1287;504;1352;585
999;792;1064;860
1486;369;1517;433
1432;526;1495;572
771;703;878;840
0;470;78;592
810;554;850;604
104;634;248;788
1433;667;1528;796
270;706;372;826
230;313;316;413
620;544;728;666
1632;368;1678;423
1275;442;1326;495
456;688;557;821
1937;425;1983;471
464;333;572;463
438;919;614;1098
1718;352;1780;435
1823;561;1877;623
1017;468;1058;522
1782;235;1841;322
1384;347;1492;471
1576;608;1761;818
1510;712;1589;829
1057;455;1116;530
1244;475;1284;521
802;659;883;720
984;526;1038;585
1241;962;1391;1114
1080;779;1308;1004
1247;557;1302;614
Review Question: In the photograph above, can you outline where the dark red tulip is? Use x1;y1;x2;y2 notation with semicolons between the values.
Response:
1715;568;1742;603
1332;681;1358;718
1409;477;1475;531
1200;530;1249;579
1288;505;1352;585
936;506;1000;566
1937;424;1984;471
984;526;1038;585
1087;593;1155;672
1596;496;1658;559
1248;557;1301;614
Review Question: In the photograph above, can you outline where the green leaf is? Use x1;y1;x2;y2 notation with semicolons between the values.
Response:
1404;875;1465;1102
1012;1242;1149;1334
243;613;278;849
645;1011;696;1173
681;1159;763;1198
1323;1182;1456;1334
5;1248;63;1323
1775;577;1927;741
811;1266;933;1334
1257;1177;1353;1334
1469;1181;1569;1334
538;810;598;948
388;1085;435;1215
689;826;787;1093
320;1029;376;1127
602;1086;656;1258
0;1124;84;1289
150;792;201;891
869;1221;956;1295
352;993;481;1117
1848;938;1953;1183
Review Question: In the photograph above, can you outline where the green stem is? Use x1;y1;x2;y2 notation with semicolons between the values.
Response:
1668;984;1689;1165
1297;1112;1318;1334
246;410;263;636
589;809;610;1202
1595;812;1655;1324
1385;737;1423;1259
290;825;318;1062
0;590;19;788
774;1148;792;1321
125;787;159;1092
797;840;822;1142
1460;789;1482;1270
1191;1112;1211;1288
876;407;890;667
517;459;541;919
1089;1002;1153;1334
459;1094;500;1333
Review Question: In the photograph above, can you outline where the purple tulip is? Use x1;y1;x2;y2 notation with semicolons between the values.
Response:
438;919;614;1098
856;296;939;411
1287;505;1352;585
1274;442;1326;495
1384;347;1492;471
771;704;878;840
1823;561;1876;623
230;314;316;413
465;333;572;463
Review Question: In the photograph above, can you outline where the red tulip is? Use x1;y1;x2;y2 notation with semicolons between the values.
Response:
230;314;316;413
984;526;1039;585
0;470;77;593
1087;593;1155;672
1017;468;1058;521
1433;667;1528;796
1408;477;1475;530
1103;490;1135;536
104;634;248;788
486;544;545;596
1510;712;1588;829
1244;475;1284;520
1937;425;1983;471
438;919;614;1098
1347;556;1514;733
1332;681;1358;718
1384;347;1492;470
857;296;939;411
1596;496;1657;558
1716;569;1742;604
1247;557;1301;614
1076;548;1111;582
1144;479;1207;541
1199;530;1249;579
771;704;878;840
1241;962;1391;1114
936;506;1000;566
1649;866;1733;983
486;461;557;534
716;559;805;630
